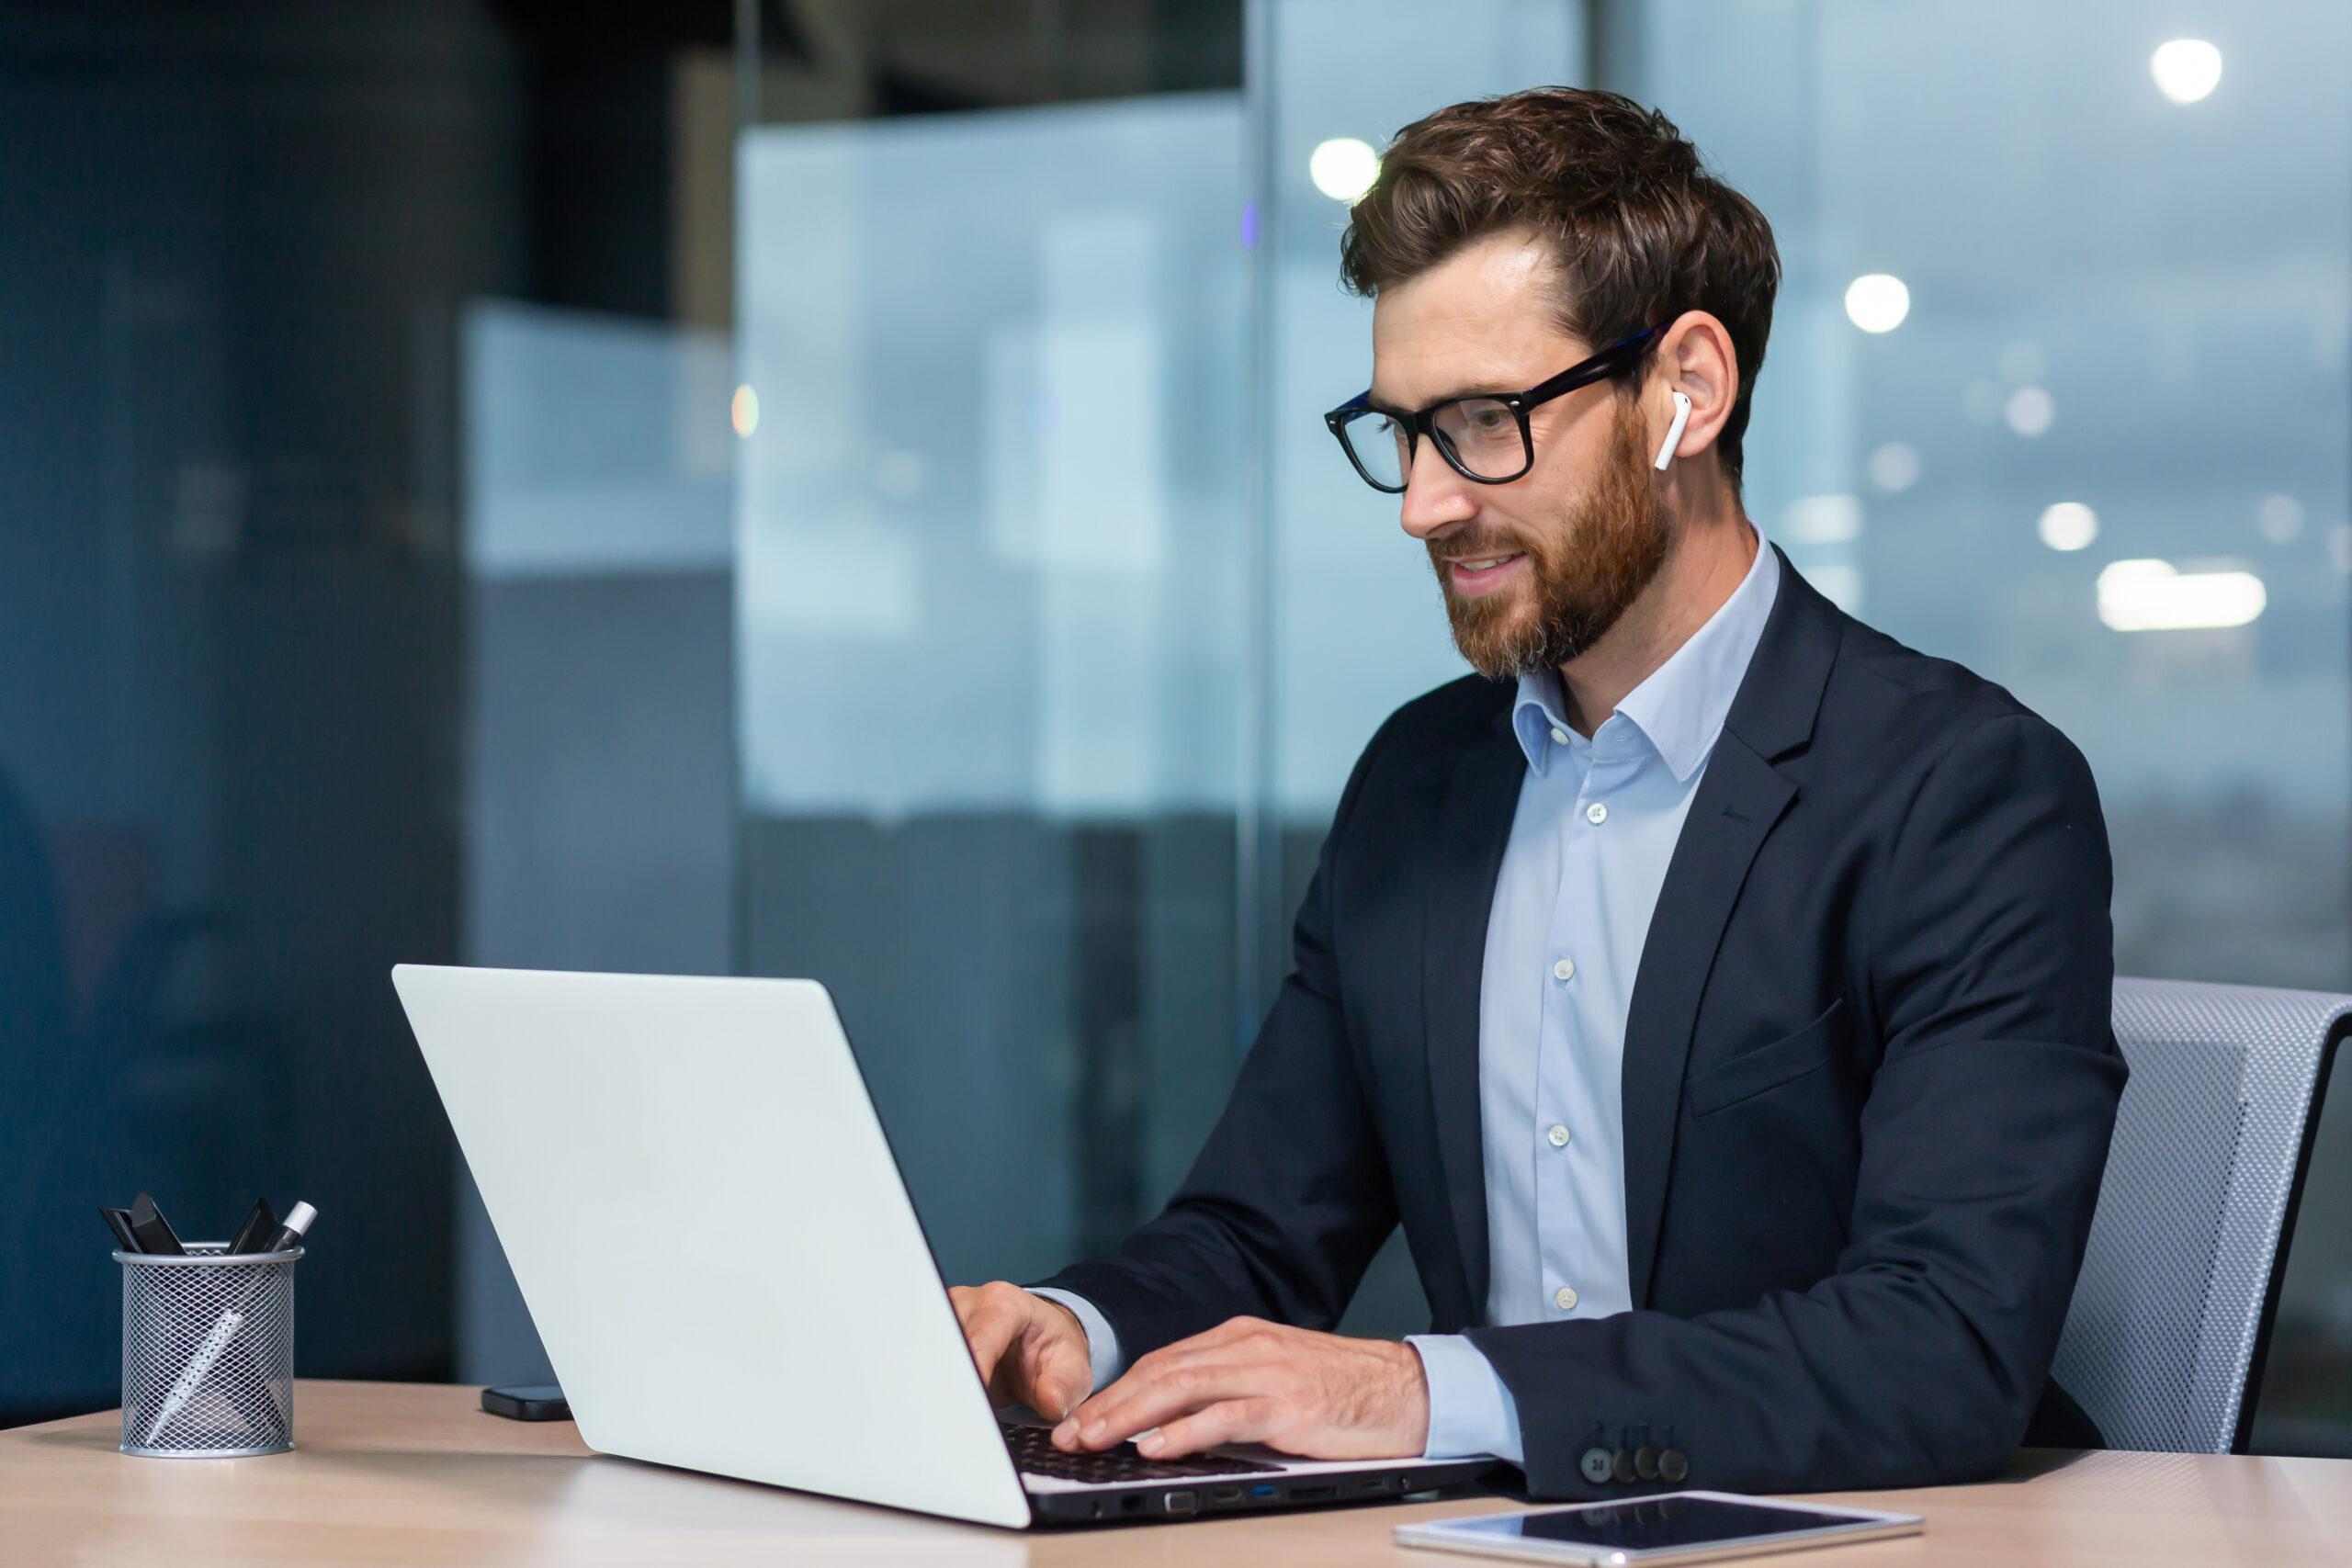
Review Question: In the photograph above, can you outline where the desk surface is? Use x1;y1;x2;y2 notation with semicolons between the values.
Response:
6;1380;2350;1566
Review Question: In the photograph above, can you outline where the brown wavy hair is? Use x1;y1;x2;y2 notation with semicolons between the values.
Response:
1340;87;1780;491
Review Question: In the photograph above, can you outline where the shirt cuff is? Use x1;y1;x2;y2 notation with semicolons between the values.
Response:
1029;1288;1124;1397
1408;1333;1524;1464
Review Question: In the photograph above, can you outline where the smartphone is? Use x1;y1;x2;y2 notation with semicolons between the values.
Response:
481;1384;571;1421
1395;1491;1923;1565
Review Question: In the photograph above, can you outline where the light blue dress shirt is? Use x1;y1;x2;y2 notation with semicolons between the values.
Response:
1041;528;1780;1465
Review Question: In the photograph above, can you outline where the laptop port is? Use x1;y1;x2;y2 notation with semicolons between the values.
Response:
1208;1485;1243;1503
1291;1484;1338;1501
1119;1494;1144;1514
1163;1491;1197;1515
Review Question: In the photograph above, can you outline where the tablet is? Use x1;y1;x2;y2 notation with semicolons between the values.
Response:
1394;1491;1924;1565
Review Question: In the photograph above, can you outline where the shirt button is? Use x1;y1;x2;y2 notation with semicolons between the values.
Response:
1547;1123;1570;1148
1555;1286;1579;1311
1552;957;1576;982
1585;801;1609;825
1548;726;1569;746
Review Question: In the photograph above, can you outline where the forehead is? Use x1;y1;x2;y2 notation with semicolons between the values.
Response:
1368;231;1589;406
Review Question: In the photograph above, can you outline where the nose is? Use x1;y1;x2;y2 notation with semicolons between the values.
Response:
1396;438;1476;543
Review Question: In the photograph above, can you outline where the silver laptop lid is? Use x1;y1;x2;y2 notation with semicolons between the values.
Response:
391;964;1035;1529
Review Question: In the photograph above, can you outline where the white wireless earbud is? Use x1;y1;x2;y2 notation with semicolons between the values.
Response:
1653;390;1693;471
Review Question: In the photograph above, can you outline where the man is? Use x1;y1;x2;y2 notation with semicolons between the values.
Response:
955;86;2124;1499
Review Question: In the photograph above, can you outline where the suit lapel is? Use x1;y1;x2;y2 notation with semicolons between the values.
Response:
1618;739;1795;1305
1423;709;1523;1324
1620;545;1839;1306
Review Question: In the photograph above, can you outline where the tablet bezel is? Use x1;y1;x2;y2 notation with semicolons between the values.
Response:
1393;1490;1925;1565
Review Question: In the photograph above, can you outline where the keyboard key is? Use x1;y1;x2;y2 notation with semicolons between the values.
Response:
1001;1423;1280;1482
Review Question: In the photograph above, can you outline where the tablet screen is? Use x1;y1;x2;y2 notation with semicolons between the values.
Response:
1434;1495;1884;1552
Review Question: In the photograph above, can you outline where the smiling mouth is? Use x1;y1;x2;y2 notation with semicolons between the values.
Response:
1449;554;1522;571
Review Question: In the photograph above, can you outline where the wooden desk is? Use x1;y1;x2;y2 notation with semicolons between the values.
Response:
6;1381;2349;1566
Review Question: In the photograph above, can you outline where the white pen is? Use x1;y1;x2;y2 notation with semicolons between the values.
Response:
142;1201;317;1448
144;1311;243;1447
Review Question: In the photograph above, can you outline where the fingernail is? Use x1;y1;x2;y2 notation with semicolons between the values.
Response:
1082;1420;1105;1443
1137;1432;1164;1455
1052;1418;1076;1443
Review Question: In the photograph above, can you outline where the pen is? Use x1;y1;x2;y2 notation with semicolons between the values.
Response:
141;1201;318;1449
256;1201;316;1255
145;1307;247;1447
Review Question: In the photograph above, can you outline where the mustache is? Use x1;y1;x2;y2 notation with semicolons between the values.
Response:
1428;534;1535;568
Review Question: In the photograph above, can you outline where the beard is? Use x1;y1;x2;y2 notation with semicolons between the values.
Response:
1430;393;1673;681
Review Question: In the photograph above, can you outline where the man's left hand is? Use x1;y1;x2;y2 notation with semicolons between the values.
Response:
1049;1316;1428;1461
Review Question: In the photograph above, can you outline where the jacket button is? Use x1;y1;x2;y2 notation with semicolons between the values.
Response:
1633;1445;1659;1481
1580;1448;1615;1484
1611;1449;1638;1484
1658;1449;1690;1483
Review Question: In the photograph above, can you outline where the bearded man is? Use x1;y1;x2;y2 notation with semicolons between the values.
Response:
953;86;2124;1499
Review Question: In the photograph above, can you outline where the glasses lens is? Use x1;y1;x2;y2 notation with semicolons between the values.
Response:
1432;398;1529;480
1339;410;1408;491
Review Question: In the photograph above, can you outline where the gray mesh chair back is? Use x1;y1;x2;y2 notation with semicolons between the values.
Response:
2050;977;2347;1453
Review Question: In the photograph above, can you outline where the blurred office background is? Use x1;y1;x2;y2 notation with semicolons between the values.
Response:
2;0;2346;1457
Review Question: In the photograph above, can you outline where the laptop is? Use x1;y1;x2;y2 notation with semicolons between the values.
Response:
390;964;1498;1528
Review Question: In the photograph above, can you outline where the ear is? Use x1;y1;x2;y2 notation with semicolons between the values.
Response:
1647;310;1739;471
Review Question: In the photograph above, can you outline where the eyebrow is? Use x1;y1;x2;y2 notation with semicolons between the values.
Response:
1366;380;1516;411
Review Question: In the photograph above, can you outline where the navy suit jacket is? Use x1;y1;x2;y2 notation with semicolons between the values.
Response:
1036;546;2125;1497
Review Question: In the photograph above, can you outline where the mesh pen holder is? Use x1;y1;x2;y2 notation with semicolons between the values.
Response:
116;1243;302;1458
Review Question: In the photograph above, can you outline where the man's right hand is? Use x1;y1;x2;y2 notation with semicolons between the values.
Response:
950;1281;1093;1421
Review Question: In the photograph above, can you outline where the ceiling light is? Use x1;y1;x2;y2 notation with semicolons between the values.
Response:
1844;274;1909;333
1866;442;1920;493
1309;138;1379;203
2005;386;2054;437
2038;502;2098;551
1784;493;1863;545
2097;558;2265;631
2256;493;2304;544
2151;39;2222;104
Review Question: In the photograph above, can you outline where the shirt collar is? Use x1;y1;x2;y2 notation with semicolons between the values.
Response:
1510;526;1781;783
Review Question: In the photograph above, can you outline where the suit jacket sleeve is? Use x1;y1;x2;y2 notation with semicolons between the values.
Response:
1465;710;2127;1496
1026;718;1403;1359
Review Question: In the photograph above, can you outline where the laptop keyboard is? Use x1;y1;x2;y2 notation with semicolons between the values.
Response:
1002;1421;1283;1483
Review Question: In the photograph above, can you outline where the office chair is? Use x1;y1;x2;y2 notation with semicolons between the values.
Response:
2049;977;2348;1454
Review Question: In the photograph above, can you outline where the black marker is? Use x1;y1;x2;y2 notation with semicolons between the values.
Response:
227;1198;279;1256
127;1191;187;1256
100;1206;141;1252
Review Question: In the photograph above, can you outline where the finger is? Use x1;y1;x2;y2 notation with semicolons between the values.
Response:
1058;1337;1267;1436
1057;1356;1182;1444
1065;1362;1272;1450
1135;1396;1278;1460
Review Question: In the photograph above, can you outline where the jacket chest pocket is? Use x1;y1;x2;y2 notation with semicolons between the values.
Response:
1685;997;1849;1118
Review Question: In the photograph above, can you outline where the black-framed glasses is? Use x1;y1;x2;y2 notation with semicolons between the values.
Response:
1323;325;1663;494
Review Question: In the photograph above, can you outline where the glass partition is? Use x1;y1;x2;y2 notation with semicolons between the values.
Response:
734;93;1250;1284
